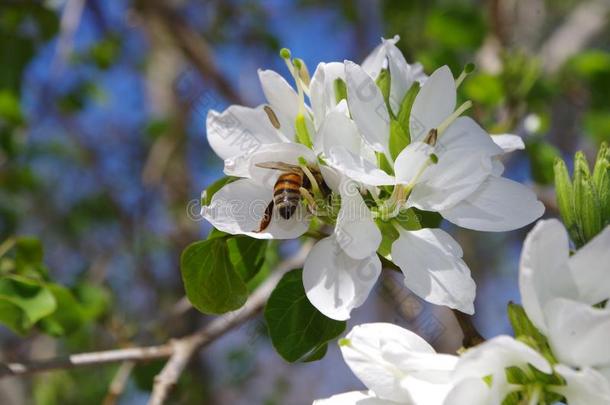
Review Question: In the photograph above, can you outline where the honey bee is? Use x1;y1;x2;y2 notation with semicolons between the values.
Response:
253;161;329;233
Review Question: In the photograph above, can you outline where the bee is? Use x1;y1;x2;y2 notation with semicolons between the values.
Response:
253;161;329;233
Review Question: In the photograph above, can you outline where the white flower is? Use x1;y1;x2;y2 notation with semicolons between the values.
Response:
448;335;552;404
303;177;382;320
314;323;457;405
206;68;311;177
343;60;544;232
519;219;610;382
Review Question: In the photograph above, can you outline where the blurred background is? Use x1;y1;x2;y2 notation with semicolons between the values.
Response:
1;0;609;403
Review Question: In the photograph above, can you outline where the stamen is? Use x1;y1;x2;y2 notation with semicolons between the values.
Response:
437;100;472;136
264;105;281;129
455;62;475;88
423;129;438;146
298;157;321;197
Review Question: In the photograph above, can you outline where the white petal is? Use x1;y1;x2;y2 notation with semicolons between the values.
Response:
206;105;286;164
327;146;395;186
568;225;610;305
440;176;545;231
554;365;610;405
246;142;317;188
319;110;363;157
443;378;491;405
313;390;399;405
409;66;456;142
202;179;309;239
437;117;503;157
341;323;437;402
310;62;346;129
408;148;492;211
454;335;551;403
319;165;342;193
383;40;414;116
545;298;610;368
518;219;576;333
336;181;382;260
391;228;476;314
303;237;381;321
361;35;399;78
381;341;458;383
258;69;300;137
393;142;434;185
491;134;525;153
345;60;391;155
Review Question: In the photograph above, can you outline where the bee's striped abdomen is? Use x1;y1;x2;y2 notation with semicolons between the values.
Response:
273;172;303;219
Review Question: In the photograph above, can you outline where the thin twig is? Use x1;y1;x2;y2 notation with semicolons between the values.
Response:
147;241;311;405
452;310;485;348
0;243;311;382
103;361;135;405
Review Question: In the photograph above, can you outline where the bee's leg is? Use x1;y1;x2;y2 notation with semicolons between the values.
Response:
299;187;318;214
253;200;274;233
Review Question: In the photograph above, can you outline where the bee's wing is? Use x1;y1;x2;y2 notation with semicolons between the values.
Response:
255;161;302;173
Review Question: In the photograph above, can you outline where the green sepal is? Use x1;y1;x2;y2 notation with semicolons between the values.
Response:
553;158;577;242
396;82;420;135
295;114;313;148
508;303;557;365
376;68;391;110
333;78;347;104
389;119;410;161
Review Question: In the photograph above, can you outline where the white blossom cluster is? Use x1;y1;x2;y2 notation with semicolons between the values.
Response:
202;36;544;321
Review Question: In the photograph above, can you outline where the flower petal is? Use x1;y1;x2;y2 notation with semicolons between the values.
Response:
361;35;399;78
491;134;525;153
246;142;317;188
336;181;382;260
383;40;415;116
453;336;552;403
345;60;391;155
310;62;346;129
438;117;503;157
440;176;545;231
554;365;610;405
206;105;286;165
391;228;476;314
518;219;576;333
341;323;437;402
327;146;395;186
409;66;456;142
318;110;363;157
545;297;610;368
393;142;434;185
303;237;381;321
408;148;492;211
258;69;300;137
568;225;610;305
202;178;309;239
443;378;491;405
313;390;399;405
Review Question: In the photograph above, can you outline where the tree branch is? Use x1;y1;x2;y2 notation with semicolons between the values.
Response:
0;243;311;384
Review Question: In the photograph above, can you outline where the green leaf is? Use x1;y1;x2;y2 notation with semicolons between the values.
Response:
396;82;419;134
376;219;399;259
39;284;85;336
14;237;43;265
227;237;268;283
181;239;248;314
389;119;410;161
264;269;346;362
201;176;237;206
463;73;504;106
0;275;56;333
75;283;110;321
